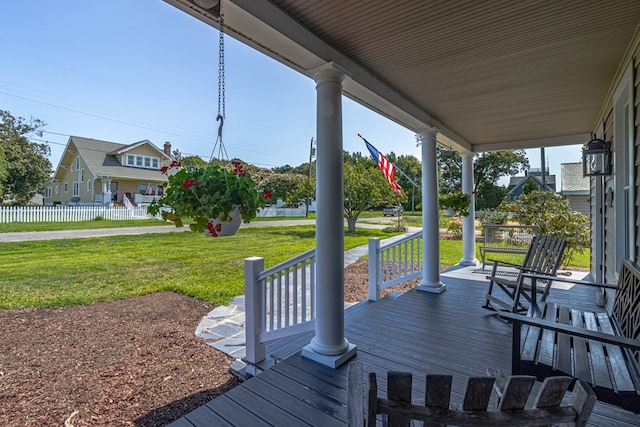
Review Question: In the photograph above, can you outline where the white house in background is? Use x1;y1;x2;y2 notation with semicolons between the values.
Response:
560;162;590;216
45;136;174;206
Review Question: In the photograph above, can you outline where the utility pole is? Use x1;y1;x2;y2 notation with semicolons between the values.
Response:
306;137;315;217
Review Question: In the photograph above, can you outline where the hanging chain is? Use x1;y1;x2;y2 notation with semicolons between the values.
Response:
217;14;225;120
211;13;229;163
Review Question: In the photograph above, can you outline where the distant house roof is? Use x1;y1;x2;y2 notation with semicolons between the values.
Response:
561;162;589;195
52;136;172;182
505;171;556;200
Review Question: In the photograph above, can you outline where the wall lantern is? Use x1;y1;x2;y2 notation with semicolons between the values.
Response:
582;136;612;176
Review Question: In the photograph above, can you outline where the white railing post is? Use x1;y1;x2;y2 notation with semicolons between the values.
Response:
245;256;266;369
368;238;380;301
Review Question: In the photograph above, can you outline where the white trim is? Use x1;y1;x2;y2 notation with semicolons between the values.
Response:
613;63;634;275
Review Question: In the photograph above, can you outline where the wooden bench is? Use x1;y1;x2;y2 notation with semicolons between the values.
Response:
483;235;566;313
346;361;596;426
480;224;539;269
499;259;640;413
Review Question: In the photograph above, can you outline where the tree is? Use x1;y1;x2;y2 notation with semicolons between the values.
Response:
344;161;404;233
498;190;589;267
0;111;52;204
253;170;307;205
0;148;7;196
387;153;422;211
436;146;529;210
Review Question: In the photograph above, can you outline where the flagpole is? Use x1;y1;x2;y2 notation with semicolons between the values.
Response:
357;134;419;189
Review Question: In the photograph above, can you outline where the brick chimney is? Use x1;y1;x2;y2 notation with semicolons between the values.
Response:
163;142;172;156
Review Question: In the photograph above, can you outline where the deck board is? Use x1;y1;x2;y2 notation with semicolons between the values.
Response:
170;271;640;426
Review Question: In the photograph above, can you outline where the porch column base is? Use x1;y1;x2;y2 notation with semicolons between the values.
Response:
416;283;447;294
302;342;357;368
458;257;479;267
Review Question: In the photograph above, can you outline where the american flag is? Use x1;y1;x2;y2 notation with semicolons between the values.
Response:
361;135;402;195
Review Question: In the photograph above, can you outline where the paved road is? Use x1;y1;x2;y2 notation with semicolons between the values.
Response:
0;217;419;242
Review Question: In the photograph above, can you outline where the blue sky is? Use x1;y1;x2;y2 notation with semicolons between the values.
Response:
1;0;582;186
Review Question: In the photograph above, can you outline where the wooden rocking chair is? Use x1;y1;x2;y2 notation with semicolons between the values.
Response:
482;234;566;313
346;361;596;427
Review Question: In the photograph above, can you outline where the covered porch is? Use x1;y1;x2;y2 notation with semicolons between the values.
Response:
169;267;640;426
159;1;640;424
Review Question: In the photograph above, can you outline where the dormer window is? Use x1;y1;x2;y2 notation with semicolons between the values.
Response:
126;154;161;170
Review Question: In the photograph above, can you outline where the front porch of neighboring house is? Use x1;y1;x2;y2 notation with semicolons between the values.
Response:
91;179;164;207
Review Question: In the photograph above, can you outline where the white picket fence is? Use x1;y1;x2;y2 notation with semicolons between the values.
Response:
0;205;152;223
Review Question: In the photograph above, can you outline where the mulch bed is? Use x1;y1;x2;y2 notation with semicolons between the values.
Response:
0;252;452;426
0;292;241;427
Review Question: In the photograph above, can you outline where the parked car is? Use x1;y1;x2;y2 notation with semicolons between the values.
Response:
383;205;403;216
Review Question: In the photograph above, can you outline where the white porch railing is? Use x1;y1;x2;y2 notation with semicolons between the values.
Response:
368;230;423;301
243;232;424;372
0;205;152;223
244;249;316;369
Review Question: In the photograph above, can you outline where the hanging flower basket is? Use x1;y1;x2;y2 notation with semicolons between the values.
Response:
148;161;268;236
204;206;242;237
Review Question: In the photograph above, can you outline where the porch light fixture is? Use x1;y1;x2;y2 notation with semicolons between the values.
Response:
582;136;612;176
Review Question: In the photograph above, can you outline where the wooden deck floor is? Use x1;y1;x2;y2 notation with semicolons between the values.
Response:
169;268;640;426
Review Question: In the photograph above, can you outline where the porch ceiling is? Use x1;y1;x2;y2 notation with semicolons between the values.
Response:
166;0;640;153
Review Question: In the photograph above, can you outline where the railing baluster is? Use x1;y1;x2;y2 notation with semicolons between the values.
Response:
292;263;298;325
285;267;290;327
310;257;315;320
301;262;307;322
269;275;275;332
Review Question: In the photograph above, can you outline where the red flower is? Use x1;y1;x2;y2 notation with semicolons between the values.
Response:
262;190;272;200
232;161;246;176
160;166;169;174
206;222;223;237
182;179;198;189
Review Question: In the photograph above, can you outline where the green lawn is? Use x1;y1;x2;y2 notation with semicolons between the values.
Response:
0;225;400;309
1;219;591;310
0;219;172;233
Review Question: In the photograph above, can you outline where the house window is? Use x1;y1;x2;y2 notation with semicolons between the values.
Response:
126;154;162;170
87;180;92;191
45;187;52;198
80;168;84;183
64;183;68;193
73;181;79;197
55;185;58;194
76;156;80;170
138;183;148;194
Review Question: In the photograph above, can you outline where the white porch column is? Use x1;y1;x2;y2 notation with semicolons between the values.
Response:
302;64;356;368
460;153;479;266
416;129;446;293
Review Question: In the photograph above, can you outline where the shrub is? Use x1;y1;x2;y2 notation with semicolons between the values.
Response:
446;217;463;239
498;191;589;267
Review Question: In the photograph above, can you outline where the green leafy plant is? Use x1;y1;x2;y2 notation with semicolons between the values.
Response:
498;190;590;267
148;160;268;234
438;190;471;217
445;216;463;238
